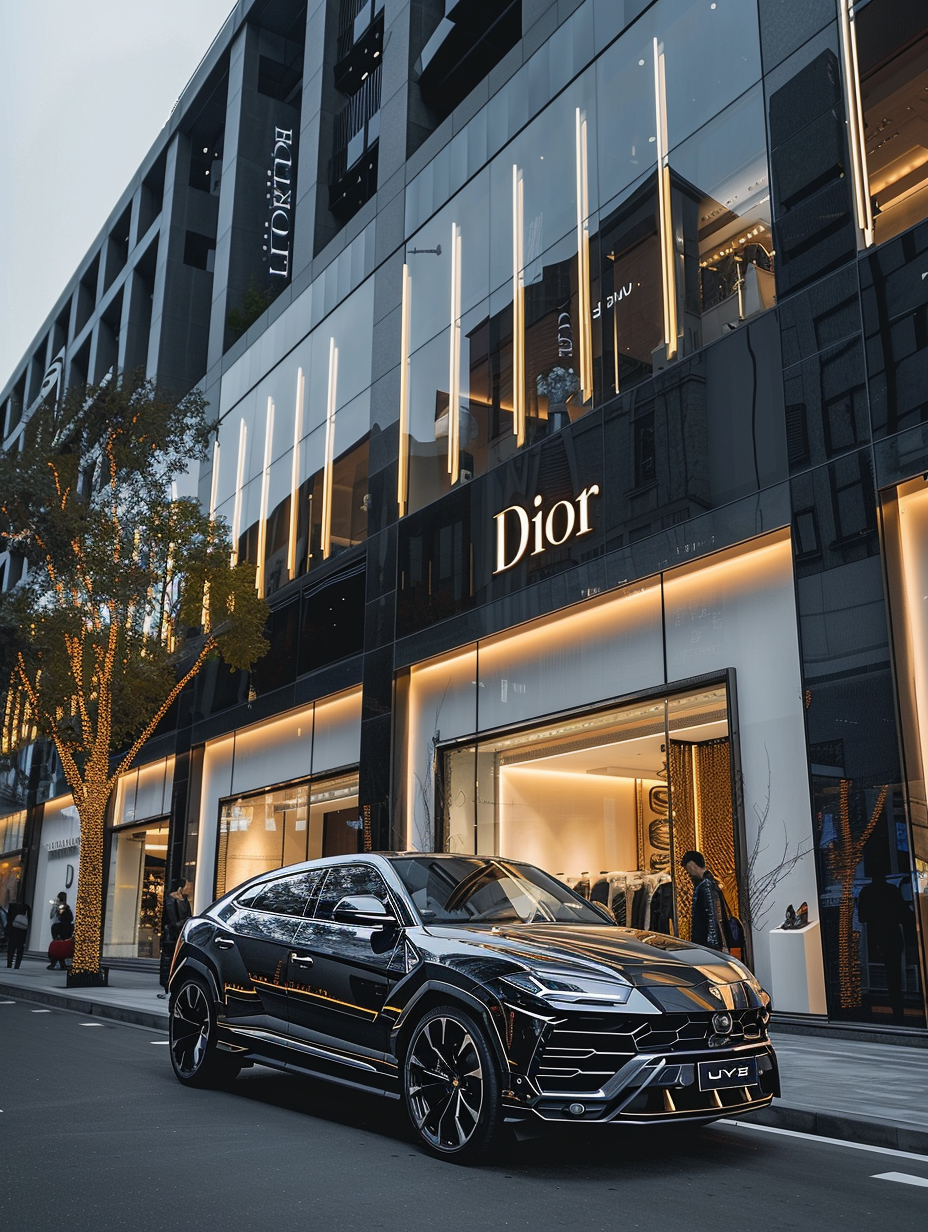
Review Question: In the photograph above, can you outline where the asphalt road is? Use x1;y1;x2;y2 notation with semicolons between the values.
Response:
1;997;925;1231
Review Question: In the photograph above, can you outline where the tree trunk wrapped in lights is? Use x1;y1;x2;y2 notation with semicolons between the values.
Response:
0;372;269;978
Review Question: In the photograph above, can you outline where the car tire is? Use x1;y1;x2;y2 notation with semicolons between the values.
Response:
403;1004;502;1163
169;975;240;1088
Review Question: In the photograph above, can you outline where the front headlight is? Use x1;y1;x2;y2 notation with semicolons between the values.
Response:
501;968;633;1004
726;957;768;1000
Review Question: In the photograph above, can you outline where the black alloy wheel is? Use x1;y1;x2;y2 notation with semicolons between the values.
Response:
403;1005;502;1162
169;976;238;1087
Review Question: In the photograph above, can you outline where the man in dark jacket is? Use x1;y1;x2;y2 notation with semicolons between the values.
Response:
158;878;193;996
681;850;729;952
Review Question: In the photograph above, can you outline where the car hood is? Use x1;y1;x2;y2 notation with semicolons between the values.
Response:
421;922;745;988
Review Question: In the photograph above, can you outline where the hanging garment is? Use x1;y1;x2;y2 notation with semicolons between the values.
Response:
649;880;674;934
590;876;610;906
631;883;649;929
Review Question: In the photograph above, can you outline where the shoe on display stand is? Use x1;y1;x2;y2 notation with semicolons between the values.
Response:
780;902;809;930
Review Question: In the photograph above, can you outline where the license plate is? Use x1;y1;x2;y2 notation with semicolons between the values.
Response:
697;1057;758;1091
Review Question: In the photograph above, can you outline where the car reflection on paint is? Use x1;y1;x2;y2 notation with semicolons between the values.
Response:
168;852;779;1161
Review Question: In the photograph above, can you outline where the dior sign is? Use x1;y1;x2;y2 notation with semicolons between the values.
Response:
493;485;601;574
266;126;294;278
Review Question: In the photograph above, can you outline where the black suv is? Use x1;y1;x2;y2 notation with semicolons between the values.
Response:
168;853;778;1161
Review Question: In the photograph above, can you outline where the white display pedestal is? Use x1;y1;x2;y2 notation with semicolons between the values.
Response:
768;920;827;1015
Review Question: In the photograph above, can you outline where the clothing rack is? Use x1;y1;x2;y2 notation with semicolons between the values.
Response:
558;869;674;933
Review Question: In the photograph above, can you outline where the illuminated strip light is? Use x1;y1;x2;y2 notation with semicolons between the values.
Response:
398;263;411;516
448;222;462;484
255;396;275;595
575;108;593;403
320;337;338;559
653;37;678;361
287;367;304;579
230;417;247;566
838;0;874;247
200;438;221;627
613;302;621;395
512;164;526;446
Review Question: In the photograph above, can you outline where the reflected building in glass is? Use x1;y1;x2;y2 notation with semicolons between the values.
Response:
3;0;928;1035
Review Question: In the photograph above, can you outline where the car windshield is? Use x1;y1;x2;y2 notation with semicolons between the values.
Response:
391;857;612;925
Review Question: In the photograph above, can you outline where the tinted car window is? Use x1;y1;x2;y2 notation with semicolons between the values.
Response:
249;871;323;917
313;865;391;921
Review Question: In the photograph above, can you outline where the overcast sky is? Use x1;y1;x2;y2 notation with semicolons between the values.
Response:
0;0;235;393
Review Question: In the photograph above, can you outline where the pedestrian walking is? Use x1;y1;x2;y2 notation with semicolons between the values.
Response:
681;849;730;952
158;878;193;997
5;898;32;969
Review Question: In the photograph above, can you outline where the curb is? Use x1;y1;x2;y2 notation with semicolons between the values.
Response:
742;1102;928;1156
0;980;168;1032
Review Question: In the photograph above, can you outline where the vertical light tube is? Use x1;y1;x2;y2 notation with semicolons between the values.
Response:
398;264;411;516
208;439;220;521
201;439;221;627
230;417;247;566
321;338;338;559
653;37;678;361
287;366;304;579
448;222;462;484
613;301;621;394
255;396;275;595
838;0;874;247
512;164;526;447
575;108;593;403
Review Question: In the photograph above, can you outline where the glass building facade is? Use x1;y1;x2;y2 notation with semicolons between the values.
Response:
3;0;928;1034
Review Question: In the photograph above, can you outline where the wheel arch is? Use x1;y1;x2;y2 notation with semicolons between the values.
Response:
169;952;222;1004
391;980;510;1079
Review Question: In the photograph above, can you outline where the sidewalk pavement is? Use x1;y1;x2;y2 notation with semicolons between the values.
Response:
2;957;927;1154
0;956;168;1031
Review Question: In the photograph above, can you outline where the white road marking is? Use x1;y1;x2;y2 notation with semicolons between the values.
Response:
872;1171;928;1188
30;1009;52;1014
0;1000;16;1004
79;1022;103;1027
150;1040;169;1045
721;1120;928;1165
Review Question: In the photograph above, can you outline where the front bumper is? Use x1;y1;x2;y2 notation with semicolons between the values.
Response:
503;1044;779;1125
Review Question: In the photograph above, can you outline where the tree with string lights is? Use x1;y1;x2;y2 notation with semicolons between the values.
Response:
0;372;268;983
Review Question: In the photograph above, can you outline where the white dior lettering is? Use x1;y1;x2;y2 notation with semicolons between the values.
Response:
493;484;600;574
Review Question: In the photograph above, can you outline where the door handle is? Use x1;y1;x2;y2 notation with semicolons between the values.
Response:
290;953;314;967
214;937;235;950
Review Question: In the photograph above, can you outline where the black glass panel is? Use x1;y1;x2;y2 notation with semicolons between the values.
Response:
861;224;928;438
297;565;366;675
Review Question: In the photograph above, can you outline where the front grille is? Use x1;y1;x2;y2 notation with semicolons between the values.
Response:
534;1009;767;1095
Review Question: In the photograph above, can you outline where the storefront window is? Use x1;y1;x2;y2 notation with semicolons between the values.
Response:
0;812;25;911
103;821;170;959
216;771;360;896
878;479;928;1024
438;685;739;944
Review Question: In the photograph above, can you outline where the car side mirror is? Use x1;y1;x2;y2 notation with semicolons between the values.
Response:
332;895;398;930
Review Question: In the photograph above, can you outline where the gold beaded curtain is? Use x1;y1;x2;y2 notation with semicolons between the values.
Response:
668;739;738;942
